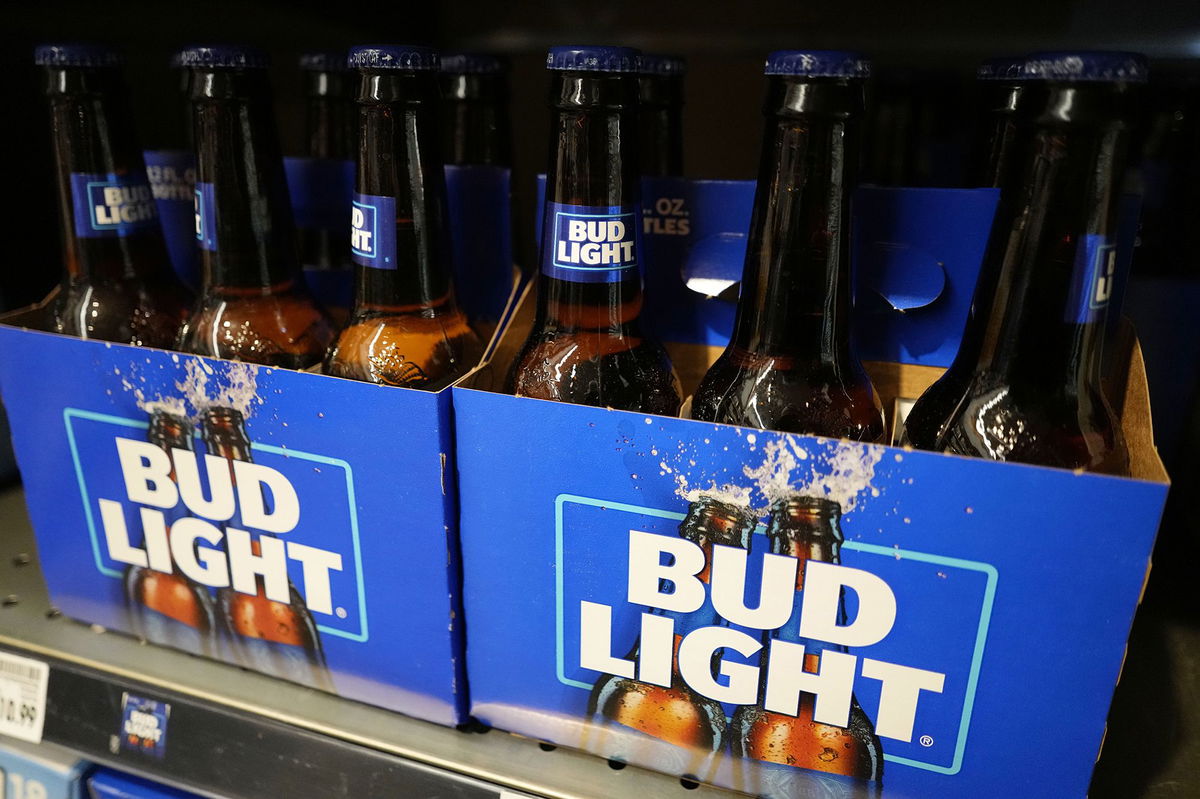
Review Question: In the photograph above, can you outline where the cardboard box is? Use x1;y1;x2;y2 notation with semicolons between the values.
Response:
454;182;1168;796
0;738;91;799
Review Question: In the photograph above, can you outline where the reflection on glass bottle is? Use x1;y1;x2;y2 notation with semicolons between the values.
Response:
733;496;882;799
124;411;216;656
201;407;334;691
588;496;756;778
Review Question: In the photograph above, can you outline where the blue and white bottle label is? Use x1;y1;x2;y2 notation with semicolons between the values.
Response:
194;182;219;252
541;202;640;283
69;172;157;238
351;193;397;270
1066;234;1116;324
144;150;200;288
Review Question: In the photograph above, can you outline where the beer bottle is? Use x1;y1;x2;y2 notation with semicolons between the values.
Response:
507;46;682;414
176;46;334;368
36;44;190;347
905;52;1145;473
439;52;511;167
732;496;883;798
124;411;217;656
692;51;884;441
296;51;355;321
638;54;685;177
589;496;757;773
201;407;333;691
324;45;481;389
900;57;1036;450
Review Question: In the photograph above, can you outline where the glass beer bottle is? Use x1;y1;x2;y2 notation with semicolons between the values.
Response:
638;54;685;177
732;496;883;799
201;407;334;691
589;496;757;774
507;46;682;414
901;56;1037;450
905;52;1144;473
176;46;333;368
692;51;884;441
324;45;481;389
37;44;190;346
124;410;217;656
296;51;356;322
439;52;512;167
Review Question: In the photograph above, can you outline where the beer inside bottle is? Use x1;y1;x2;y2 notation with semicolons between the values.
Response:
296;51;356;322
732;497;883;799
588;496;756;777
905;52;1144;474
37;44;191;347
176;46;333;368
638;54;685;177
507;46;682;415
201;407;334;692
901;56;1037;450
439;52;511;167
324;45;481;390
124;410;217;657
692;50;884;441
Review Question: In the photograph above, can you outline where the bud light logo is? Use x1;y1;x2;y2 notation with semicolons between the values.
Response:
543;202;640;283
69;173;158;238
351;193;396;269
1067;234;1117;324
119;693;170;758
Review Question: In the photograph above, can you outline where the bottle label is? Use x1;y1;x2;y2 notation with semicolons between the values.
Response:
1066;234;1116;324
351;193;397;270
144;150;200;289
286;157;355;232
541;202;640;283
194;182;219;252
69;172;158;238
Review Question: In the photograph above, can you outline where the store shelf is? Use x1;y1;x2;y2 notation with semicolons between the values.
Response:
0;486;741;799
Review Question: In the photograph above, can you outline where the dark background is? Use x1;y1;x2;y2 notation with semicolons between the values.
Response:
3;1;1200;796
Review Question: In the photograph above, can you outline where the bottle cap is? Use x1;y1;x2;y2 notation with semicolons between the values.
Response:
440;52;505;74
34;44;123;68
546;46;641;73
976;56;1028;81
765;50;870;78
299;51;348;72
348;45;439;71
1023;51;1148;83
177;46;270;70
639;54;686;76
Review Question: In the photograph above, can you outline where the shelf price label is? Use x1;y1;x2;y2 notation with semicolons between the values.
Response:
0;652;48;744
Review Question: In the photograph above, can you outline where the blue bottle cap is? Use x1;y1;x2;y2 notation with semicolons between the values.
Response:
764;50;870;78
546;46;641;73
348;45;439;71
639;54;687;76
1023;51;1148;83
299;51;348;72
34;44;123;68
177;46;270;69
977;56;1028;81
440;52;505;74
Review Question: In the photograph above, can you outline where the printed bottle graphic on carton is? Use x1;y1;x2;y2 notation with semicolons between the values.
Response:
589;496;757;776
732;496;883;799
123;411;217;656
201;407;334;691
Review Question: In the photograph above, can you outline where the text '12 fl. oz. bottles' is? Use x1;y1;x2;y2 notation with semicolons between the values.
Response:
507;46;682;415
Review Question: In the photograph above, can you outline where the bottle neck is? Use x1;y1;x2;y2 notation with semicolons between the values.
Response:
440;74;511;166
975;82;1025;188
537;72;644;333
353;71;458;313
767;508;845;659
46;66;166;282
638;74;683;176
974;83;1132;396
305;72;354;160
730;77;862;363
191;69;298;291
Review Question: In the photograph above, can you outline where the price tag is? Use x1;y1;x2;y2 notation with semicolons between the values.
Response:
0;653;48;744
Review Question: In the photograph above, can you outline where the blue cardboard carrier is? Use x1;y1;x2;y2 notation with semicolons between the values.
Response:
454;180;1169;798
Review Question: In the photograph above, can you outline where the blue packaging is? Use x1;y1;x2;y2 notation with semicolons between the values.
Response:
88;767;211;799
0;738;90;799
